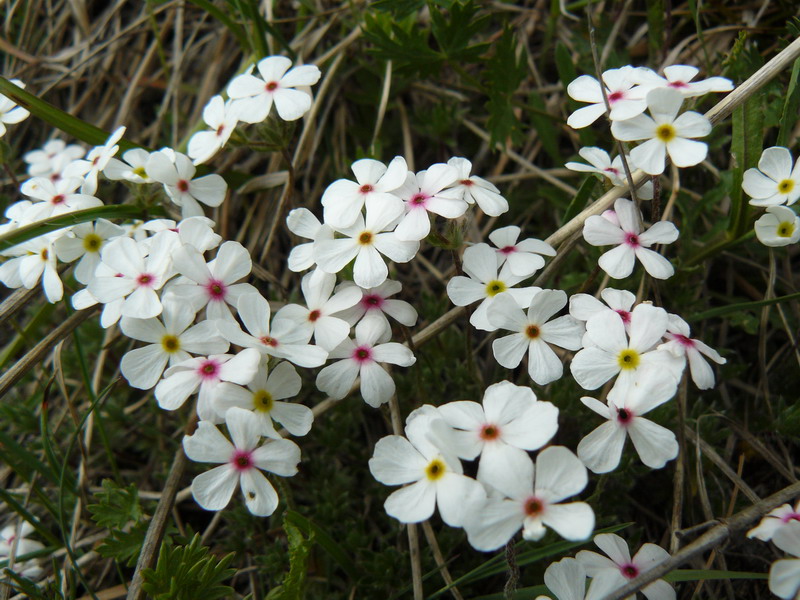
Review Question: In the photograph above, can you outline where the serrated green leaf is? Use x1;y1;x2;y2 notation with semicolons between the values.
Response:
96;521;149;567
430;1;490;62
284;510;359;581
87;479;142;529
266;516;314;600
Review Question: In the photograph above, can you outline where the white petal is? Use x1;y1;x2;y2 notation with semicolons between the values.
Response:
191;465;239;511
240;469;280;516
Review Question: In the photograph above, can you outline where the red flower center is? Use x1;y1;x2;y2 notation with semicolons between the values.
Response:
608;91;623;103
359;184;374;194
674;333;695;348
625;233;640;247
177;179;190;193
308;309;321;322
259;336;279;347
198;360;219;379
352;346;372;363
206;279;227;301
524;497;545;516
136;273;154;287
231;449;253;471
410;193;428;206
499;245;517;255
460;179;473;187
617;407;633;425
615;309;631;324
479;424;500;441
362;294;384;309
52;194;66;205
621;563;639;579
265;81;278;92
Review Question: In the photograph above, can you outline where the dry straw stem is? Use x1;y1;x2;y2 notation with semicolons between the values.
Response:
600;479;800;600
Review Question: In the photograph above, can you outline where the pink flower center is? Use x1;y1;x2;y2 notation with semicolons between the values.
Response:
51;194;66;205
616;407;633;426
523;496;545;516
359;184;374;194
205;278;227;301
361;294;384;310
50;173;61;182
410;193;428;207
259;336;279;348
230;449;253;472
308;309;321;322
781;512;800;523
673;333;695;348
668;80;688;89
265;81;278;92
177;179;189;193
620;563;639;579
499;245;517;255
604;167;620;176
136;273;155;287
352;345;373;363
460;179;473;187
197;359;220;380
615;309;631;324
216;124;225;137
624;232;640;247
479;423;501;441
608;90;624;103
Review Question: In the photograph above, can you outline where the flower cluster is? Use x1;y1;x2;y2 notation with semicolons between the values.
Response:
748;502;800;599
744;147;800;247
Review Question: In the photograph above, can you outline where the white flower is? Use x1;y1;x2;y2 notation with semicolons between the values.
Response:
166;241;257;321
743;147;800;207
0;234;63;302
570;303;680;391
18;176;103;224
444;157;509;216
0;522;44;580
577;368;679;473
182;407;301;516
769;521;800;600
536;558;589;600
446;243;539;332
569;288;637;330
565;147;654;200
155;348;261;421
120;298;229;390
227;56;321;123
62;126;126;194
214;360;312;439
610;87;711;175
488;290;585;386
393;164;467;242
188;95;241;165
464;446;594;551
566;67;648;128
577;533;675;600
369;407;486;527
437;381;558;491
488;225;556;278
332;279;418;331
755;206;800;246
657;314;725;390
314;203;419;289
316;317;416;407
70;266;124;328
104;148;153;183
140;216;222;254
24;139;85;179
320;157;407;229
583;198;678;280
747;500;800;542
631;65;734;97
216;292;328;368
286;208;333;272
0;79;31;137
274;269;361;351
87;233;173;321
54;219;125;284
146;150;227;217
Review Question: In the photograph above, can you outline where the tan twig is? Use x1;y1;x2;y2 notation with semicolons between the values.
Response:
600;480;800;600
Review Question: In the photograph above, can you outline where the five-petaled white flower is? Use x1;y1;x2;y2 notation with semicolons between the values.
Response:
631;64;733;97
63;126;126;194
577;368;679;473
227;56;321;123
567;67;648;128
742;147;800;207
754;205;800;246
488;290;585;386
610;87;711;175
444;157;509;216
188;95;242;165
488;225;556;278
182;407;301;516
54;219;125;284
147;150;227;217
657;314;725;390
0;79;31;137
583;198;679;280
769;522;800;600
565;147;654;199
393;164;467;242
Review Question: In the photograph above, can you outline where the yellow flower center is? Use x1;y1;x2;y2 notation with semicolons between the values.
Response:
161;335;181;353
485;280;507;297
617;348;640;370
83;233;103;253
655;124;676;142
40;248;49;260
252;389;274;413
133;166;148;179
525;324;541;339
777;221;795;238
778;179;795;194
358;231;373;245
425;458;446;481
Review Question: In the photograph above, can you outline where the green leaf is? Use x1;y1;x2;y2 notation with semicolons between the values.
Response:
776;57;800;147
646;0;665;65
429;1;490;62
0;78;144;151
96;521;150;567
142;533;236;600
663;569;768;582
87;479;142;529
284;510;359;581
266;515;315;600
528;89;561;164
185;0;250;53
689;291;800;322
0;204;166;253
561;176;597;225
363;12;443;76
483;27;526;146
